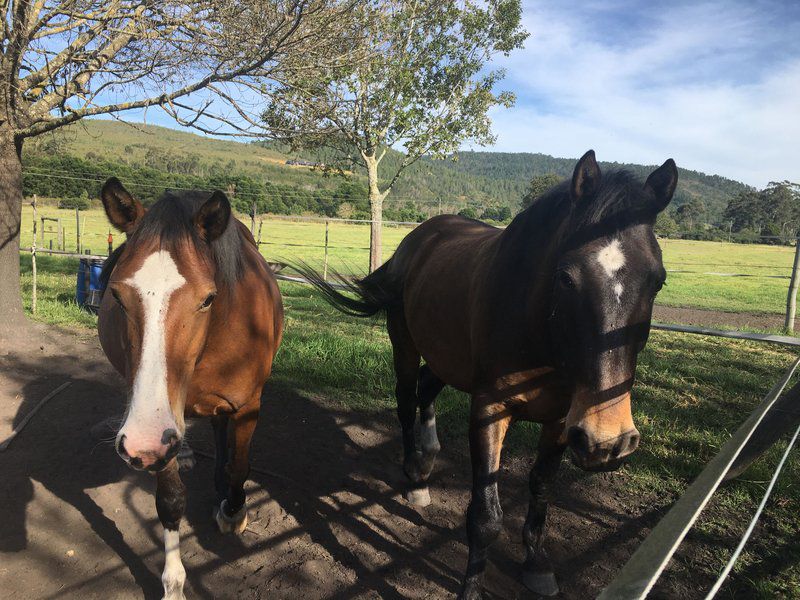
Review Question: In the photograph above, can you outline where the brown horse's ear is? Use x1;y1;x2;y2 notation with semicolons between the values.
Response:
194;190;231;242
571;149;602;202
644;159;678;213
101;177;145;233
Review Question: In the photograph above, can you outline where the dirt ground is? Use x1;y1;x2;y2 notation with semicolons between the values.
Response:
1;323;715;600
653;304;792;331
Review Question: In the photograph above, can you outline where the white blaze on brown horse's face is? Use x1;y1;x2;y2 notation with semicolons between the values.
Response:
116;250;186;470
552;151;677;472
110;244;218;471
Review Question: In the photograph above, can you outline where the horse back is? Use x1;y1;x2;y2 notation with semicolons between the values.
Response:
391;215;501;392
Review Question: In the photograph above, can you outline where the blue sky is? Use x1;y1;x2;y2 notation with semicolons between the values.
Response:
483;0;800;186
102;0;798;188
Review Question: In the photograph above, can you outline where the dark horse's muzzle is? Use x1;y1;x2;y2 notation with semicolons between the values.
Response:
566;425;640;472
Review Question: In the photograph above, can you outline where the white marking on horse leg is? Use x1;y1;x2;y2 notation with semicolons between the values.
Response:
161;528;186;600
420;416;440;453
596;239;625;278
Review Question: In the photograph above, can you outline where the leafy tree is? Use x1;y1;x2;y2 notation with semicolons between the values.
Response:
521;173;562;209
654;211;679;237
675;197;706;231
263;0;527;271
0;0;357;333
458;207;478;220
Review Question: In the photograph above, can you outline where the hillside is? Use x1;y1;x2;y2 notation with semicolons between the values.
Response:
24;119;749;222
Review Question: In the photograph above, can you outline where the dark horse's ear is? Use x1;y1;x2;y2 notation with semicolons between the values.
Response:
644;159;678;213
101;177;145;233
194;190;231;242
571;149;602;202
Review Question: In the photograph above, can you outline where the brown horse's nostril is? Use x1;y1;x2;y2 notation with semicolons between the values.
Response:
162;429;181;463
567;426;591;458
116;434;129;458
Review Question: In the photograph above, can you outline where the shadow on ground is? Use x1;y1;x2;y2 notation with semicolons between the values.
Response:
0;324;727;599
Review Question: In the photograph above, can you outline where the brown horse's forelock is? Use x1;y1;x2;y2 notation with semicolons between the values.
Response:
100;190;244;291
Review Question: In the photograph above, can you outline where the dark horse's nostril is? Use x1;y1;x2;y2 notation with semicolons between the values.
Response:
612;431;641;458
567;426;591;458
116;434;129;458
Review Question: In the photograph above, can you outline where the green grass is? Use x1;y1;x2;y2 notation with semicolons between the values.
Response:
20;205;795;316
18;254;800;596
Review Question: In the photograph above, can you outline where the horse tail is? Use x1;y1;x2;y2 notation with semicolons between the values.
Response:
289;261;400;318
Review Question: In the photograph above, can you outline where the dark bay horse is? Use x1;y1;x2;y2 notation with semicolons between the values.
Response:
97;179;283;600
296;151;677;598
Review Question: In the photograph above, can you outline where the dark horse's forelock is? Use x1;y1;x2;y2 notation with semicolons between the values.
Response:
526;169;657;249
101;189;244;290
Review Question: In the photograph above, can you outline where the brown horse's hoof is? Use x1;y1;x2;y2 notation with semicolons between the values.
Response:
404;486;431;507
214;500;248;534
523;570;559;597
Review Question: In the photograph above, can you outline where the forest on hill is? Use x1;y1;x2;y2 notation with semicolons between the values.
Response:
21;119;770;232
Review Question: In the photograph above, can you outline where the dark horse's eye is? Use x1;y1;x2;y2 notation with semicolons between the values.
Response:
557;271;576;289
200;293;216;310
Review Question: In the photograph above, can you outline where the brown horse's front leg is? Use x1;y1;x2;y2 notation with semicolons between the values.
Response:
156;459;187;600
460;395;512;600
522;420;566;597
214;405;258;535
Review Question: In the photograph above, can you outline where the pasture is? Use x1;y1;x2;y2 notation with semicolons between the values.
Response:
5;253;800;597
19;204;797;317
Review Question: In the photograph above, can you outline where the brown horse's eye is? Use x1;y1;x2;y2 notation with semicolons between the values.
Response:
111;289;126;311
200;293;216;311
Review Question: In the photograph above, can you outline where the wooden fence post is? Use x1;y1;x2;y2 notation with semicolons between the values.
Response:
251;201;256;235
323;220;330;281
785;238;800;333
31;196;37;314
75;207;81;254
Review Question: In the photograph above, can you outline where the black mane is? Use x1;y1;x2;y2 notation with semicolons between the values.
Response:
101;189;244;290
517;169;655;249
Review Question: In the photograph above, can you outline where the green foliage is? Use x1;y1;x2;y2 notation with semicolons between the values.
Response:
655;211;679;237
458;207;478;219
480;205;511;222
30;120;756;224
724;181;800;243
521;173;562;209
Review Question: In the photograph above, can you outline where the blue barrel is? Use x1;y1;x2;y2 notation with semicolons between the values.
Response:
76;259;89;306
77;259;106;311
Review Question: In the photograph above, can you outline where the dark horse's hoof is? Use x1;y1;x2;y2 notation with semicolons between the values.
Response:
523;569;559;597
458;578;484;600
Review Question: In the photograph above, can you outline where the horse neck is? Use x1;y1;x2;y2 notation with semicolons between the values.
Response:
482;206;567;356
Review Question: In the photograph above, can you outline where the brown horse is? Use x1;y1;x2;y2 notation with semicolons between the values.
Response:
97;179;283;600
295;151;677;598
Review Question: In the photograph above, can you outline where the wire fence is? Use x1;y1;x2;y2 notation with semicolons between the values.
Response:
19;197;800;330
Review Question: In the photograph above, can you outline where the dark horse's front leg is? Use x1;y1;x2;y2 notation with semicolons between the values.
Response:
460;394;512;600
157;460;187;600
213;405;259;534
522;421;565;597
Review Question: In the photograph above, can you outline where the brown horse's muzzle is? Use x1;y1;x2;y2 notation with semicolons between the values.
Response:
563;389;640;472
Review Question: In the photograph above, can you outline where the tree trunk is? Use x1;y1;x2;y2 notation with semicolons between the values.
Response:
0;130;25;337
365;154;385;273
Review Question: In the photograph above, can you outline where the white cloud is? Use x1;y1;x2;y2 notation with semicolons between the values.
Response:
481;1;800;186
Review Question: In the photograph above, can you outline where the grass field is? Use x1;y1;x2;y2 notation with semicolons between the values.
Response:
20;204;795;315
15;254;800;597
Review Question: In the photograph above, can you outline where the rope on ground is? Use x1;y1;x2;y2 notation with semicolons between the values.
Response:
0;381;72;451
598;355;800;600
